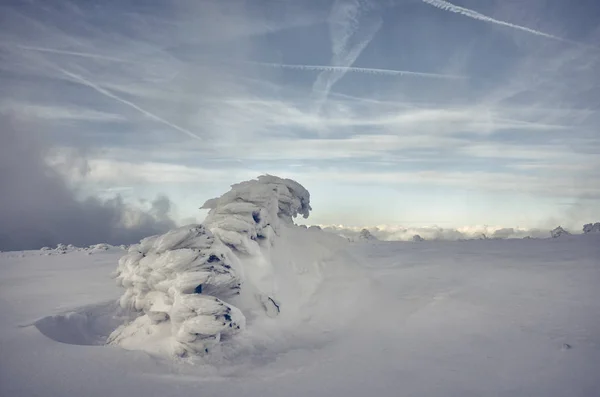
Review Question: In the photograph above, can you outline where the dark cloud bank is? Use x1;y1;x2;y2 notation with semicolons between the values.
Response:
0;116;176;251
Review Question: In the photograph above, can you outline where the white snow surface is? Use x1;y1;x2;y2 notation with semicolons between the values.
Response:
1;231;600;396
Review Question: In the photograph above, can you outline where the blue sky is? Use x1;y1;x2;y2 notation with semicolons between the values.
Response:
1;0;599;231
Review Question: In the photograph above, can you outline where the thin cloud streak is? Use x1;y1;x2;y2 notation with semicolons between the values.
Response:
250;61;466;80
58;68;204;142
15;44;136;63
420;0;592;47
312;0;383;111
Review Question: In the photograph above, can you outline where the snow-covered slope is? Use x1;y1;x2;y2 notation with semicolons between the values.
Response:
2;234;600;396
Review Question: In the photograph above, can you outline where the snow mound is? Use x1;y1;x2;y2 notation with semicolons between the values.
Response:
550;226;571;238
583;223;600;234
108;175;364;358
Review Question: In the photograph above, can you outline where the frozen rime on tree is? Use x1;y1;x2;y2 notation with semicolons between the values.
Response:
583;223;600;234
107;175;312;356
550;226;570;238
357;228;378;241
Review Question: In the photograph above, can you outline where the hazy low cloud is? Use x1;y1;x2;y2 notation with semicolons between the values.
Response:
321;224;551;241
0;116;177;251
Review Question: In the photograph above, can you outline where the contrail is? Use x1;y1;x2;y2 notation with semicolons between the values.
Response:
58;68;203;142
312;0;383;111
16;45;135;63
250;61;466;80
421;0;575;44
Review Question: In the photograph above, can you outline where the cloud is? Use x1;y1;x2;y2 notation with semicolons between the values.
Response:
52;150;600;201
0;115;178;251
0;101;125;122
78;158;245;185
281;169;600;198
420;0;583;46
321;224;550;241
57;68;204;142
312;0;383;110
250;62;465;79
0;0;598;230
14;44;136;64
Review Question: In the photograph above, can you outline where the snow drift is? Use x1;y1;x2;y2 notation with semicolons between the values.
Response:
108;175;364;357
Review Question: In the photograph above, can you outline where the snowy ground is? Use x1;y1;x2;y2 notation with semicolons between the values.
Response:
1;234;599;397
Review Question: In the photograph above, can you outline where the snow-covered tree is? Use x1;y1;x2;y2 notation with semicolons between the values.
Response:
583;223;600;234
357;228;378;241
107;175;313;356
550;226;570;238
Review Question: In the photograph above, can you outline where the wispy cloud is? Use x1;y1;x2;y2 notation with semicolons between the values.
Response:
250;61;465;79
57;68;204;142
312;0;383;111
282;169;600;198
0;101;125;122
1;0;598;233
14;44;135;63
321;224;550;241
420;0;586;46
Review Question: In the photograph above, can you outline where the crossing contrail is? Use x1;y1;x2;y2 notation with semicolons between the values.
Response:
312;0;383;111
